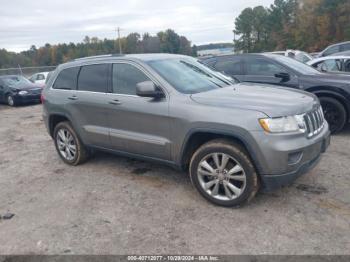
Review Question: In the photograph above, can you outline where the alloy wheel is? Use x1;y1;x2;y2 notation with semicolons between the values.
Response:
56;128;77;161
197;153;247;201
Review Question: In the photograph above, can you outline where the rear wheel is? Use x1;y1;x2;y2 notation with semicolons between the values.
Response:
53;121;89;165
320;97;346;134
189;139;259;207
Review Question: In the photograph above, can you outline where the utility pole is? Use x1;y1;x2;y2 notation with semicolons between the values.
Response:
115;27;123;54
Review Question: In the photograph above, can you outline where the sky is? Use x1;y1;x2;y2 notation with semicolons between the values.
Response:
0;0;274;53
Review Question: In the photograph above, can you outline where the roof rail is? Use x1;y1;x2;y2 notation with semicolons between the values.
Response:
74;54;124;61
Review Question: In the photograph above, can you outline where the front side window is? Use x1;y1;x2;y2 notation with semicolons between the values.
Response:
214;59;243;75
53;67;80;90
316;59;342;72
147;58;231;94
78;64;109;93
112;63;150;95
245;58;286;76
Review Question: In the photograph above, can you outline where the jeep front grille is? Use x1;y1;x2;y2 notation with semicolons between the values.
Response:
304;106;325;138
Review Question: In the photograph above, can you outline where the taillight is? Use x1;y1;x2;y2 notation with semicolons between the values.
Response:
40;93;45;104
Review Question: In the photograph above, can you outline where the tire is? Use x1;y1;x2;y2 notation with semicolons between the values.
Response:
189;139;259;207
6;94;16;107
53;121;89;165
320;97;347;134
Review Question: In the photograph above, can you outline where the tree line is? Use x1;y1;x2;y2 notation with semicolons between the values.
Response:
234;0;350;53
0;29;194;69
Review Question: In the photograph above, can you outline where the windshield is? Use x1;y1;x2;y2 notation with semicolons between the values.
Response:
2;75;32;87
272;55;320;74
147;58;235;94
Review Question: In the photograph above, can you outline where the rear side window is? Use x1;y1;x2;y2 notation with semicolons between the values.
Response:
245;58;286;75
323;45;340;56
341;43;350;52
78;64;109;93
53;67;80;90
112;63;150;95
214;59;243;75
37;74;45;80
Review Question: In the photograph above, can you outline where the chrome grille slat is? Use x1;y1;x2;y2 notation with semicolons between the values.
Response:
304;106;325;138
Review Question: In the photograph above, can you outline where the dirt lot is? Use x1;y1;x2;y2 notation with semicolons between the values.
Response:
0;104;349;255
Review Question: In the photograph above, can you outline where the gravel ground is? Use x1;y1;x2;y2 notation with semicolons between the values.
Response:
0;104;349;255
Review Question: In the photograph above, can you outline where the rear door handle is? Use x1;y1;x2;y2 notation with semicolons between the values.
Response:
68;95;78;101
109;99;122;105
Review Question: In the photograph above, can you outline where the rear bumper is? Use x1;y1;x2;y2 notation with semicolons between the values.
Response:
260;132;330;191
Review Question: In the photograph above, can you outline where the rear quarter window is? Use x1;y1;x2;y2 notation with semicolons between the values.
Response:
53;67;80;90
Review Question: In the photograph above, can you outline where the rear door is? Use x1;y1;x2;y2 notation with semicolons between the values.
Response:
107;62;171;160
243;57;299;88
211;57;245;81
66;63;111;148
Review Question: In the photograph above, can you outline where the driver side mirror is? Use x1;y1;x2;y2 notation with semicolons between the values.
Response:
274;72;290;82
136;81;164;98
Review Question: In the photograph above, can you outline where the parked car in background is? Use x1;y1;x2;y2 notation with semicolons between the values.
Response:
307;56;350;74
0;75;42;106
29;72;50;87
201;53;350;133
269;50;313;63
42;54;330;207
317;41;350;57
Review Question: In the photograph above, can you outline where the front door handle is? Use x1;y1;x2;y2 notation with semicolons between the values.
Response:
68;95;78;101
109;99;122;105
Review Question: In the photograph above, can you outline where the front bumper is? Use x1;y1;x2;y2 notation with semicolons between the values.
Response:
14;94;41;104
250;123;331;191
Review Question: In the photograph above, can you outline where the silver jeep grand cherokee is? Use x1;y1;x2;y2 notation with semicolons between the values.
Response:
42;54;330;207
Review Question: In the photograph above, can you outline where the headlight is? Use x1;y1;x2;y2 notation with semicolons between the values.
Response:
18;91;28;95
259;114;306;133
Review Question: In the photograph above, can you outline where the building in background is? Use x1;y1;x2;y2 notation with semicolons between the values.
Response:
197;47;234;57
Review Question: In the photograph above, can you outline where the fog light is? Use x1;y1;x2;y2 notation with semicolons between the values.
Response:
288;152;303;165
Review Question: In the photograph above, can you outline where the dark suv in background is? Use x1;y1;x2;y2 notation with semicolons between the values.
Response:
42;54;330;207
201;53;350;133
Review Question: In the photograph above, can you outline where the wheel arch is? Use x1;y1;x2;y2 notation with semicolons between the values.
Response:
306;87;350;121
179;129;263;174
48;113;71;138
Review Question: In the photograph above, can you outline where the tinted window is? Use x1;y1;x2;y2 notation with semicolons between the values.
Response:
214;59;243;75
273;55;321;74
112;63;150;95
246;58;286;75
78;64;109;93
341;43;350;52
53;67;80;90
323;45;340;56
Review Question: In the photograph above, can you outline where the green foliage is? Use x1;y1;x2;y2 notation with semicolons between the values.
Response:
234;0;350;53
0;29;193;68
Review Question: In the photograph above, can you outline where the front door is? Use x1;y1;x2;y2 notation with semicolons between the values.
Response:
243;57;299;88
107;62;171;161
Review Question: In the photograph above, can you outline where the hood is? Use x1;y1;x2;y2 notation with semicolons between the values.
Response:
12;82;42;91
190;83;318;118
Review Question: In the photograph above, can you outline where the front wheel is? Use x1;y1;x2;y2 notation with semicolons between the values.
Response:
320;97;346;134
189;139;259;207
6;95;16;107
